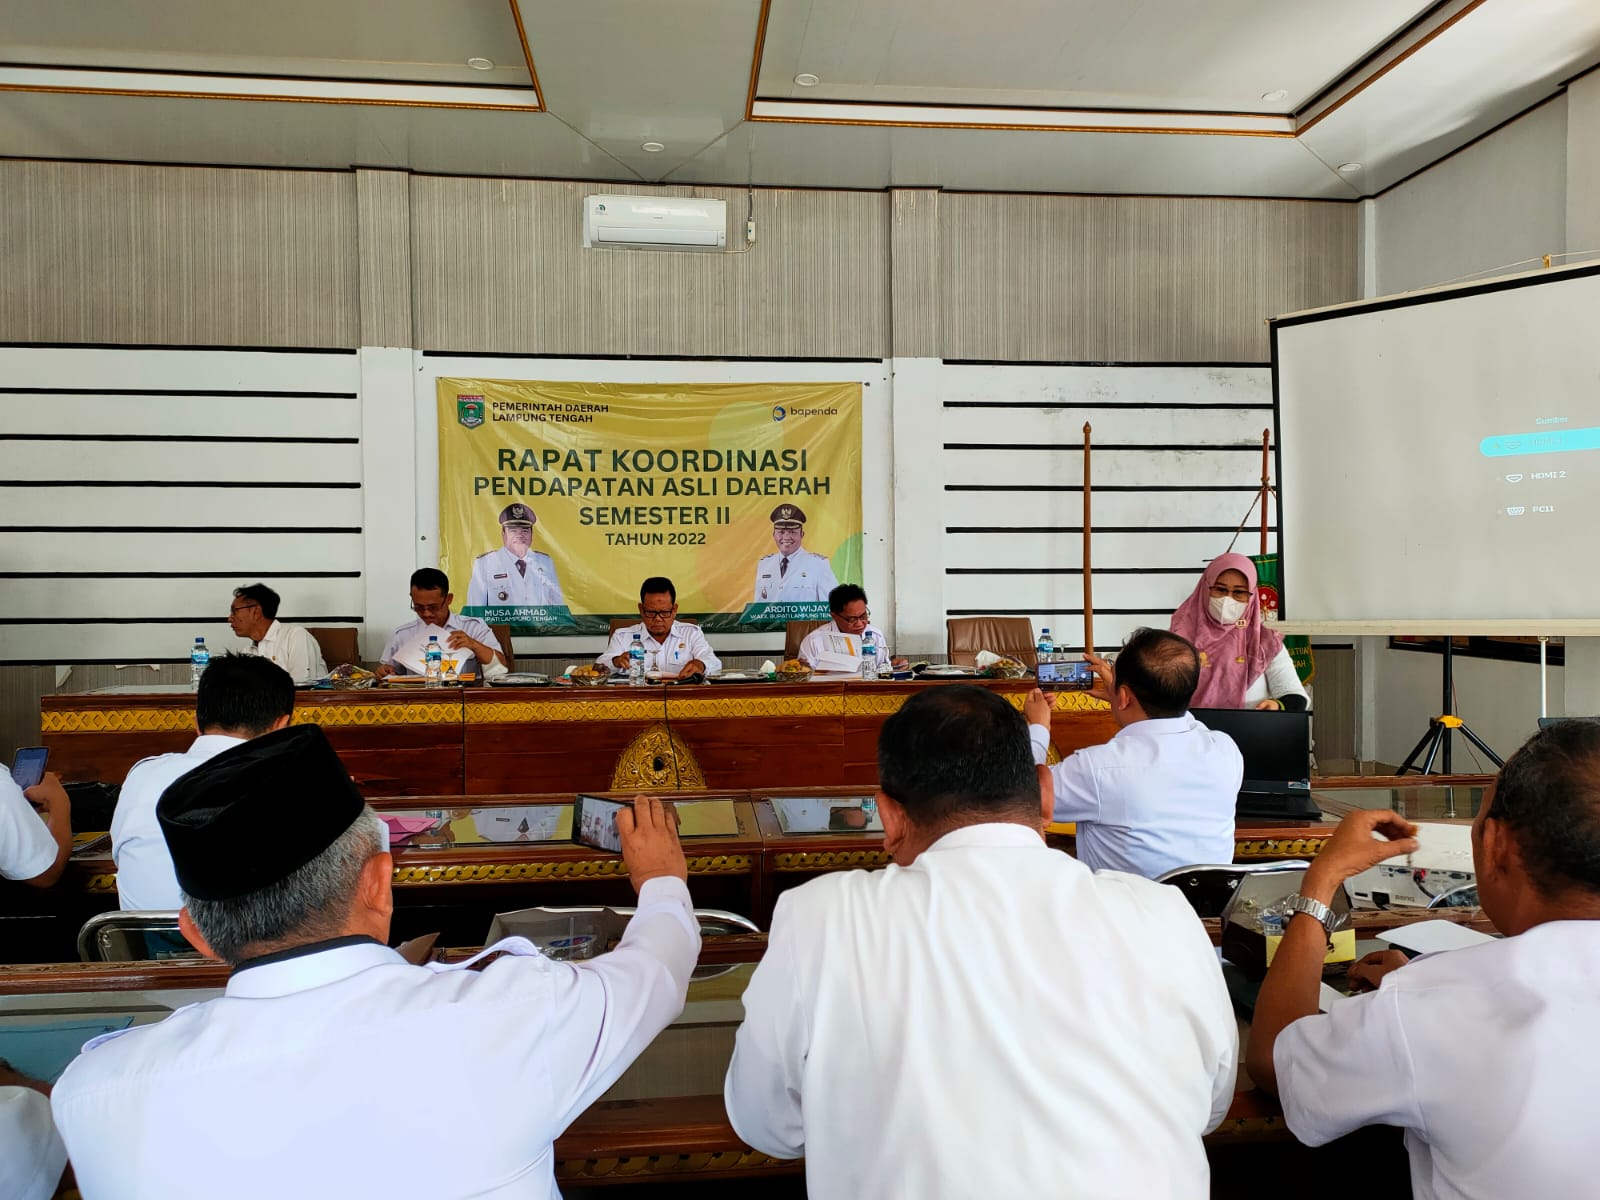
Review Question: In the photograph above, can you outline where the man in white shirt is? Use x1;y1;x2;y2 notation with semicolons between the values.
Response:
599;576;722;679
466;502;565;609
0;766;70;889
227;582;329;682
750;504;838;603
1024;627;1242;878
796;584;909;675
725;684;1237;1198
0;1068;66;1200
375;567;509;680
54;725;699;1200
1249;720;1600;1200
111;653;295;910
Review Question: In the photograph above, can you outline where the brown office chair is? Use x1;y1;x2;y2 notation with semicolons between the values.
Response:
946;617;1037;668
785;619;829;659
308;626;361;670
488;623;515;669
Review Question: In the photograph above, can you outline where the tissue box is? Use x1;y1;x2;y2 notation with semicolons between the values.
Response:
485;907;631;960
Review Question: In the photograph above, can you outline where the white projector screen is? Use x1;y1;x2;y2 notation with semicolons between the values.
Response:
1275;264;1600;631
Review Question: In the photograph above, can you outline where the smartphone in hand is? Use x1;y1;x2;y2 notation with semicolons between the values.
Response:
571;794;627;853
9;747;49;791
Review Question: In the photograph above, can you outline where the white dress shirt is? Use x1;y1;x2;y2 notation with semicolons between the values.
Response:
725;823;1237;1199
379;613;508;680
0;766;57;883
598;621;722;675
52;877;700;1200
1275;920;1600;1200
796;620;891;672
243;620;327;683
111;734;245;910
468;547;565;608
1030;714;1243;878
1241;646;1310;708
0;1087;66;1200
751;548;838;603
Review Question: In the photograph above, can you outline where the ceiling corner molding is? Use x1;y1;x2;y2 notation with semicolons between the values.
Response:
748;99;1295;137
506;0;547;110
0;66;544;112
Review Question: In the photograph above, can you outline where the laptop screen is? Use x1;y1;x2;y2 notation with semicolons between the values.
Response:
1191;707;1312;794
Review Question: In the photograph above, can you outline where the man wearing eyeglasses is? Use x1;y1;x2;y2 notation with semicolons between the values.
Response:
227;583;328;683
599;577;722;680
797;584;909;675
375;568;508;681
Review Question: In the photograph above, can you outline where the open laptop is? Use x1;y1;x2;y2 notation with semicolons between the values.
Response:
1190;707;1319;819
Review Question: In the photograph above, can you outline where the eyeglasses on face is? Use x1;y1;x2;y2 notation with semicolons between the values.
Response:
835;608;870;624
228;603;260;617
1207;584;1253;602
641;608;676;619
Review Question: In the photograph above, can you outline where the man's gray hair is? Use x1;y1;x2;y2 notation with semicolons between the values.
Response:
185;806;385;964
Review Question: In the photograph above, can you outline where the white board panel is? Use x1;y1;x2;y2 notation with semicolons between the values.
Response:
0;621;246;663
0;348;359;393
0;532;364;573
944;572;1196;612
938;364;1271;407
943;405;1272;445
0;394;360;438
944;448;1269;488
943;488;1266;528
3;577;365;622
0;441;361;484
946;530;1276;570
1277;265;1600;624
0;486;363;527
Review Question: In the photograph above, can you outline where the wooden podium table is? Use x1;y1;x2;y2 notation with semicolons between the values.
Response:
41;678;1120;797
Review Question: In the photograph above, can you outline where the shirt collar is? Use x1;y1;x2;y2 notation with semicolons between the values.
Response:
1114;713;1198;739
226;935;403;998
258;619;282;644
922;822;1045;853
188;733;247;757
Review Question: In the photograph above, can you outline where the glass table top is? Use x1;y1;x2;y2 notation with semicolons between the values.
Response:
1314;786;1486;822
769;796;882;834
381;799;741;847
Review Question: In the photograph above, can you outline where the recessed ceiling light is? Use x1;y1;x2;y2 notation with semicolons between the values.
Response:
1338;162;1364;174
641;141;665;153
794;72;819;87
1261;89;1288;103
466;57;494;71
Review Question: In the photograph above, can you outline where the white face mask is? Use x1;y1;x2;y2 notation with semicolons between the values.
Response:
1209;595;1248;625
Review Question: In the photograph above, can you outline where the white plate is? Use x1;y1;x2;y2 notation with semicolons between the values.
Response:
921;665;974;677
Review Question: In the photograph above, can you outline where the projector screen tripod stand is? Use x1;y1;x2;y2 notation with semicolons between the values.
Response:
1396;638;1503;775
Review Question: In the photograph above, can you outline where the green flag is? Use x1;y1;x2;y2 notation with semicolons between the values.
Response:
1250;552;1314;684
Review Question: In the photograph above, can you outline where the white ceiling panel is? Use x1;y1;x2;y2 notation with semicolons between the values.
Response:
0;0;533;86
666;121;1360;198
0;92;635;181
517;0;759;179
1298;0;1600;194
757;0;1437;111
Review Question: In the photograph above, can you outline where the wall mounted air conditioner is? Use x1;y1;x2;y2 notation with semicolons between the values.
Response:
583;195;727;250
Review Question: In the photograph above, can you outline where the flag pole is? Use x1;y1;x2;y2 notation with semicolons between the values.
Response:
1260;429;1271;557
1083;423;1094;655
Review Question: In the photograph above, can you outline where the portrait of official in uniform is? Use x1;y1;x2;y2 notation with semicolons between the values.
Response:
466;503;566;608
751;504;839;603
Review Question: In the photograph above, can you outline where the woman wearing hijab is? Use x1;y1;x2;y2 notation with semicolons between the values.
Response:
1169;553;1308;711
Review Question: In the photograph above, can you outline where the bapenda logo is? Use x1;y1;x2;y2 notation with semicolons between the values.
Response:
457;395;485;429
771;405;786;422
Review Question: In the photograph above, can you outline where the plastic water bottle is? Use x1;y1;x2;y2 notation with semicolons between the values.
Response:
189;637;210;690
629;634;646;683
860;631;880;681
424;636;443;688
1035;627;1054;662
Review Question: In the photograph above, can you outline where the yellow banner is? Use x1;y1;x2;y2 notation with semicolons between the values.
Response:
437;379;863;633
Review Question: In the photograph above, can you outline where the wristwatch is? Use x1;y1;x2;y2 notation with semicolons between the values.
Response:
1286;893;1344;935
